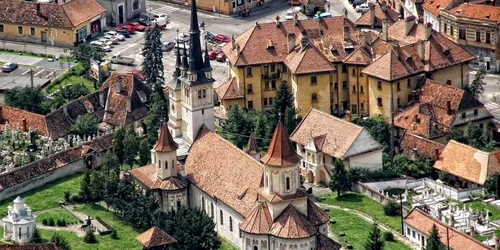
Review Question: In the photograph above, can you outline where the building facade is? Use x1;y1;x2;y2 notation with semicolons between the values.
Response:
96;0;145;26
2;197;36;243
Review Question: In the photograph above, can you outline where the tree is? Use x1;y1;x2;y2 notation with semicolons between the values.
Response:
70;114;98;137
464;67;486;98
83;228;97;244
154;207;221;250
47;93;67;110
102;150;119;174
485;173;500;199
284;106;296;135
79;170;92;203
138;138;152;166
142;23;164;87
113;127;126;166
123;129;138;168
387;154;433;179
72;44;105;74
425;224;445;250
221;105;253;149
104;167;120;209
447;123;497;151
31;228;42;243
110;229;118;240
329;159;351;197
146;87;168;144
383;200;400;216
5;86;48;114
272;81;294;117
50;232;71;250
254;113;268;149
90;170;105;202
352;115;392;150
364;222;384;250
58;83;90;101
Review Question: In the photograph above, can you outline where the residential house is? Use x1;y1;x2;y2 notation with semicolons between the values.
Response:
96;0;145;26
136;227;177;250
354;2;401;30
290;108;383;184
421;0;459;31
398;132;445;160
404;208;492;249
403;0;424;22
385;0;405;16
394;79;491;144
0;0;106;47
440;3;500;72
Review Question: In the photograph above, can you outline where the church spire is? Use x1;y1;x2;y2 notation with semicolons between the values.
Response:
180;42;189;75
203;41;212;72
188;0;204;72
245;134;260;160
261;121;300;167
174;45;181;78
154;123;179;153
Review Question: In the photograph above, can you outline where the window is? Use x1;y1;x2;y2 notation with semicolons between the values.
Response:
30;27;35;36
342;81;347;89
341;65;347;73
247;84;253;94
177;200;181;209
377;97;382;106
246;67;252;77
397;81;400;91
282;64;287;73
265;81;270;90
352;69;356;76
352;86;356;93
202;89;206;98
360;86;364;93
201;197;205;211
264;98;268;106
361;103;364;109
412;230;415;238
271;80;276;90
476;31;481;42
450;26;454;36
334;82;338;89
286;177;290;190
461;112;466;119
444;24;447;34
18;26;23;35
198;90;202;99
397;98;400;107
486;32;491;43
210;203;214;218
158;160;161;168
474;109;478;116
459;29;466;39
220;210;224;225
407;228;410;236
133;0;140;11
407;79;411;88
311;76;317;85
229;216;233;231
269;97;273;106
248;101;253;109
165;161;168;169
264;65;269;75
270;64;275;72
0;24;4;32
480;123;484;130
254;247;258;250
377;81;382;90
311;93;318;102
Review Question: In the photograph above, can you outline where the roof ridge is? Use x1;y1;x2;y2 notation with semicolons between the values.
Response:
207;129;265;167
309;108;364;132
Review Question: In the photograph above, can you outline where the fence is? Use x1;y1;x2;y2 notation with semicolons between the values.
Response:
353;181;411;216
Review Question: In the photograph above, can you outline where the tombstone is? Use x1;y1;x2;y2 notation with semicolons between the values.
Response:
4;121;9;133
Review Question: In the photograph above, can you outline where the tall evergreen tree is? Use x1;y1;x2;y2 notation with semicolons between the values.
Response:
72;44;105;76
221;104;253;149
113;127;126;166
79;170;92;203
284;106;296;135
90;170;105;202
425;224;444;250
464;67;486;98
146;87;168;144
31;228;42;243
141;23;164;87
104;168;120;210
364;222;384;250
329;159;351;197
123;129;138;168
102;150;119;174
138;138;152;166
254;113;267;149
50;232;71;250
272;82;295;116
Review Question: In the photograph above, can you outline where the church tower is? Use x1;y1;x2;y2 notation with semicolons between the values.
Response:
166;47;183;138
151;123;179;179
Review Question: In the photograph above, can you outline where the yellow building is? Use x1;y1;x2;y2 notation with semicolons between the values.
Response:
0;0;106;47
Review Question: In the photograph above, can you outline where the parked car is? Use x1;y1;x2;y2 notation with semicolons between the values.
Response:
115;25;136;34
103;35;118;44
288;0;301;5
174;43;190;55
109;53;135;66
116;29;131;38
129;22;146;32
355;3;370;12
90;41;112;52
1;62;17;72
283;10;294;20
215;53;226;62
105;31;125;41
128;69;145;82
205;31;215;41
98;38;114;47
208;50;222;60
162;41;175;52
352;0;365;8
313;12;333;19
214;34;230;43
138;19;153;27
176;32;190;42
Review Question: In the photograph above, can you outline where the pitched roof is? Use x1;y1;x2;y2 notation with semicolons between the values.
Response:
261;121;301;167
354;2;400;28
0;244;63;250
245;134;259;155
448;3;500;24
215;77;243;100
0;106;49;136
268;205;317;239
136;226;177;248
361;46;423;81
153;123;178;153
291;108;382;159
185;128;263;216
399;132;445;160
307;201;329;226
422;0;454;17
404;208;492;250
128;164;188;191
417;79;483;111
433;140;500;185
284;45;336;75
343;46;373;65
317;233;342;250
239;202;273;234
0;0;105;29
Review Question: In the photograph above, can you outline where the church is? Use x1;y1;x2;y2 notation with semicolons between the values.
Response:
127;0;340;249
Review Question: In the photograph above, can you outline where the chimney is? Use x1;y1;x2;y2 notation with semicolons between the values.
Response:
287;33;296;53
392;43;400;59
405;16;416;36
0;106;3;124
424;22;432;40
449;214;455;227
343;25;350;42
127;97;132;113
360;32;367;48
115;76;122;94
275;15;280;27
445;79;451;85
231;35;235;50
22;118;27;132
300;36;308;51
414;40;423;61
382;19;389;41
36;3;41;14
381;1;387;11
434;148;440;160
235;44;240;57
446;101;451;115
99;91;105;108
294;13;299;26
369;3;376;28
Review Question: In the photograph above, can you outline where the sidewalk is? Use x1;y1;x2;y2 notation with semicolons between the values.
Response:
0;40;68;57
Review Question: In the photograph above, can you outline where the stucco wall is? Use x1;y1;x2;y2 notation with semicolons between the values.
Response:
0;23;74;47
430;64;468;89
347;149;383;171
423;11;439;31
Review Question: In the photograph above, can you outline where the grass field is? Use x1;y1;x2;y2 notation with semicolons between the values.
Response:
36;208;81;225
467;201;500;221
0;173;82;214
219;237;239;250
46;74;95;94
330;208;412;250
318;192;402;231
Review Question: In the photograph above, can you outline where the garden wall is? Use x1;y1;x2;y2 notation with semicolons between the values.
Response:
353;182;411;216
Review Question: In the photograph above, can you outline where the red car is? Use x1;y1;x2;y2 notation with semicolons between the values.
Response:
214;34;231;43
208;50;222;60
129;22;146;32
128;69;145;82
115;25;136;34
215;53;227;62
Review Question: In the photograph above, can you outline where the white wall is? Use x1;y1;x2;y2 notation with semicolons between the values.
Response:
269;235;316;250
346;149;383;171
404;224;427;248
404;0;419;21
423;11;439;31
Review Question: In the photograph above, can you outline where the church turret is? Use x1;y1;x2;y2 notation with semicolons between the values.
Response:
180;43;188;76
188;0;204;72
245;134;260;161
187;47;198;83
203;41;213;79
152;123;179;179
174;45;181;78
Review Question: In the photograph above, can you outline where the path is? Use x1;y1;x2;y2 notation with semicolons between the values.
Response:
36;224;86;237
318;203;420;250
64;205;108;233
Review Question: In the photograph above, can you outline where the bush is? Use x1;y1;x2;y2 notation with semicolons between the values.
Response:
48;218;55;226
110;229;118;240
84;228;97;244
64;191;71;202
56;219;63;227
71;194;83;203
383;231;394;242
383;200;401;216
42;218;48;225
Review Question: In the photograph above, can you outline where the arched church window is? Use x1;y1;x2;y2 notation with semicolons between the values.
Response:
198;90;202;99
171;104;175;111
172;160;175;169
201;197;205;211
165;161;168;169
202;89;207;98
176;200;181;210
286;177;290;190
254;246;258;250
229;216;233;231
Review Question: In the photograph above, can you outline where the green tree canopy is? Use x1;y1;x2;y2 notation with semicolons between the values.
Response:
58;83;90;101
31;228;42;243
329;159;351;197
50;232;71;250
364;222;384;250
83;228;97;244
485;173;500;199
90;170;105;202
113;127;126;166
272;81;295;117
447;123;497;151
464;67;486;98
387;154;433;179
72;44;105;71
123;129;138;168
425;224;445;250
79;170;92;203
142;23;164;87
102;150;120;174
138;138;152;166
70;114;98;137
221;104;254;149
146;87;168;144
352;115;392;150
5;86;48;114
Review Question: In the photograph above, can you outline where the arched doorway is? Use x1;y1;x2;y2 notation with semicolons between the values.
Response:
307;170;315;184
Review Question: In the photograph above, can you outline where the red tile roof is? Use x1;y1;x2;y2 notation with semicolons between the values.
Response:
258;187;309;203
239;202;273;234
422;0;454;16
307;201;329;226
404;208;492;250
355;2;400;28
399;132;445;160
128;164;188;191
215;77;243;100
269;205;317;239
245;134;259;155
317;233;342;250
153;123;178;153
284;45;335;75
0;106;48;136
261;121;301;167
447;3;500;23
362;46;423;81
136;226;177;248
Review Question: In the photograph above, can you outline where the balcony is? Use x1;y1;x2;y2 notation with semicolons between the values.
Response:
261;71;281;80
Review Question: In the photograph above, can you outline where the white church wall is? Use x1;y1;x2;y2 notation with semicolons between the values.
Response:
241;233;269;250
270;235;316;250
346;149;383;171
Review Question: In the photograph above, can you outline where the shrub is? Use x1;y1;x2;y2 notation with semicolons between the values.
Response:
84;228;97;244
71;194;83;203
110;229;118;240
383;200;401;216
56;219;63;227
64;191;71;202
42;218;48;225
383;231;394;242
48;218;55;226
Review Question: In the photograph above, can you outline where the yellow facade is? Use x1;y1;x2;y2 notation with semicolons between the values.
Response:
430;64;469;90
368;75;419;118
332;64;350;113
292;73;332;118
347;66;369;116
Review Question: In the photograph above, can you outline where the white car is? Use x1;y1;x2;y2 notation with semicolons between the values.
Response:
90;41;112;52
176;32;190;42
98;38;114;47
103;35;119;44
105;31;125;41
355;3;370;12
283;10;294;20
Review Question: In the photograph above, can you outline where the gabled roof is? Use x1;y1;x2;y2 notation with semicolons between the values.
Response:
361;46;423;81
404;208;492;250
239;202;273;234
185;128;263;216
399;132;445;160
291;108;382;159
153;123;178;153
284;45;335;75
354;2;400;28
269;205;317;239
136;226;177;248
215;77;243;100
434;140;500;185
261;121;301;167
422;0;454;17
128;164;188;191
0;106;49;136
343;46;373;65
447;3;500;24
307;201;329;226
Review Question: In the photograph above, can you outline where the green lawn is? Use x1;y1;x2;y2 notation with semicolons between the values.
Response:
0;173;82;214
219;237;238;250
318;192;403;232
330;208;412;250
36;208;81;225
466;200;500;221
46;74;95;94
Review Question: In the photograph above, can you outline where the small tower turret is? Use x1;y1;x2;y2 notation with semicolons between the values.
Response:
245;134;260;161
151;123;179;179
203;41;213;79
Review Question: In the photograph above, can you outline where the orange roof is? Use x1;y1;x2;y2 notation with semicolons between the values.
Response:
404;208;492;250
128;164;188;191
448;3;500;23
61;0;106;27
185;128;263;216
261;121;301;167
0;106;49;136
354;2;400;28
136;226;177;248
245;134;259;155
153;123;178;153
284;45;335;75
343;46;373;65
307;201;329;226
417;79;483;111
434;140;500;185
239;202;273;234
362;47;423;81
215;77;243;100
269;205;317;239
258;187;309;203
422;0;454;17
399;132;445;160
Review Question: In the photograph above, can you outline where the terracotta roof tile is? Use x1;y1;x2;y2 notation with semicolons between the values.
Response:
343;46;373;65
258;187;309;203
404;208;492;250
284;45;336;75
62;0;106;27
215;77;243;100
399;132;445;160
245;134;259;155
355;2;400;28
239;202;273;234
153;123;178;152
261;121;301;167
361;46;423;81
136;226;177;248
269;205;317;239
128;164;188;191
447;3;500;23
0;106;48;136
307;201;329;226
185;128;263;216
422;0;454;16
0;244;63;250
317;233;342;250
